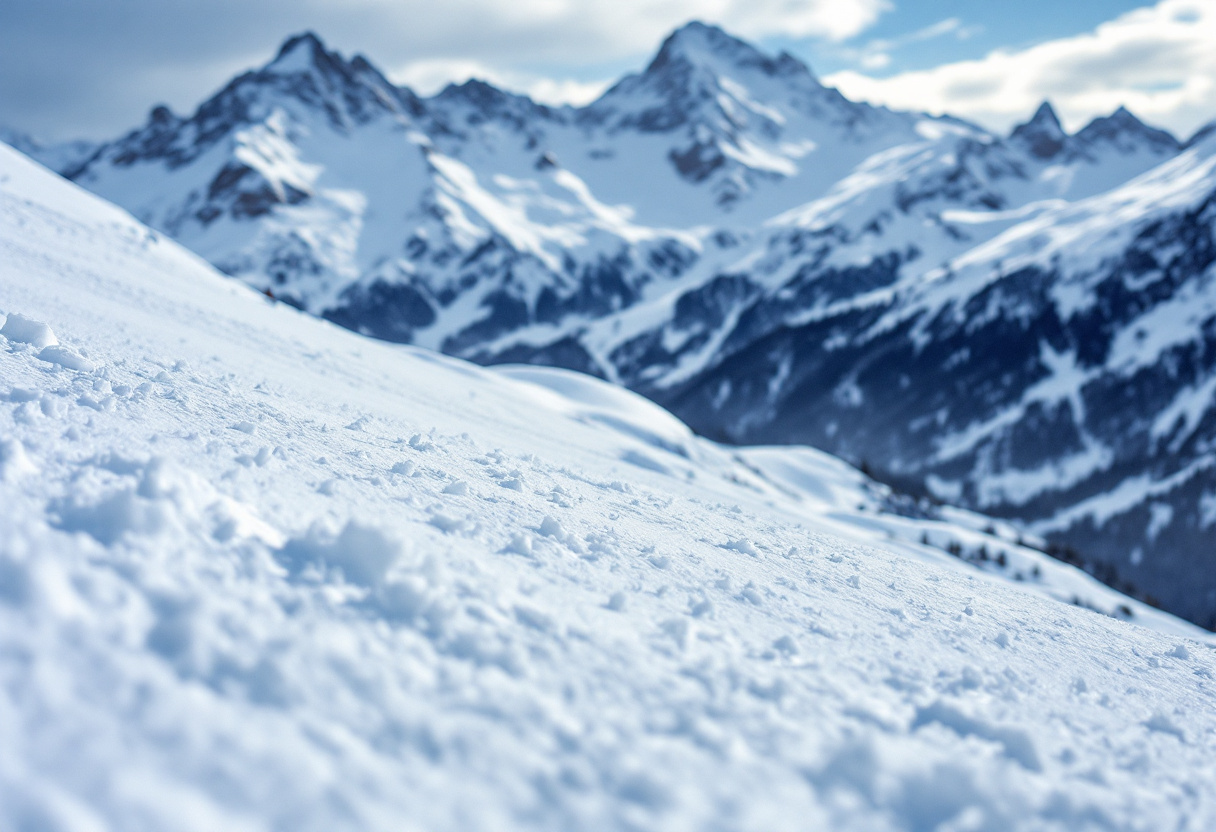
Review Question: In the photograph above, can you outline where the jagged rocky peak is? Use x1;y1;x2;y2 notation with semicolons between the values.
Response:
256;31;405;110
428;77;558;131
148;104;178;125
66;31;419;179
1008;101;1180;167
1009;101;1067;159
646;20;812;80
203;32;416;136
586;20;821;134
264;31;335;75
261;31;397;90
434;78;513;108
1074;105;1179;154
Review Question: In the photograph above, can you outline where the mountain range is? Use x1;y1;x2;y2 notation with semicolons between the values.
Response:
4;126;1214;832
12;23;1216;626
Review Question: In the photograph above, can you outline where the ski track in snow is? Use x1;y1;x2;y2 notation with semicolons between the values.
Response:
2;144;1216;831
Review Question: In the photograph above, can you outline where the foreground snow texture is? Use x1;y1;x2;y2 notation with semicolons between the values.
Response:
2;149;1215;832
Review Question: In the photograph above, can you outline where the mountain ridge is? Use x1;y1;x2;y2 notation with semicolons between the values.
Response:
11;23;1216;626
3;126;1214;832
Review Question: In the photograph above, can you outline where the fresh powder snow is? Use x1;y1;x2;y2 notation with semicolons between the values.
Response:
1;141;1214;831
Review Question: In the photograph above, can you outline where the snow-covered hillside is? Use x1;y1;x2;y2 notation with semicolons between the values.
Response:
627;127;1216;626
38;24;1214;626
3;126;1216;829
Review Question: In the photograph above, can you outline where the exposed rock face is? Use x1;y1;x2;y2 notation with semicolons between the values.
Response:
1010;102;1069;160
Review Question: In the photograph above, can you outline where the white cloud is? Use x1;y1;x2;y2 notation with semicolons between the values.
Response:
841;16;979;76
0;0;894;139
390;59;499;96
391;59;611;106
715;0;892;41
524;77;614;108
823;0;1216;139
384;0;890;106
444;0;891;45
861;53;892;71
325;0;891;62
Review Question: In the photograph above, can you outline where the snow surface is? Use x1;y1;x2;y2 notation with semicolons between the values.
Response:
3;142;1216;831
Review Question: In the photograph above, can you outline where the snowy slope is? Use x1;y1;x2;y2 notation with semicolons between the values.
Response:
623;127;1216;626
24;28;1216;615
445;93;1212;625
4;132;1216;830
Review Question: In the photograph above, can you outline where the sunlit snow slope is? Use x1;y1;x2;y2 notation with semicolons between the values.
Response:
46;25;1213;625
2;143;1215;831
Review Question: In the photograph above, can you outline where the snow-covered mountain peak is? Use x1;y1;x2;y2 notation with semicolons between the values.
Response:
434;77;530;109
1001;103;1184;202
1073;105;1179;157
1008;102;1178;171
429;77;563;135
259;31;403;103
69;32;417;182
567;20;925;220
1009;101;1067;159
645;20;812;81
265;31;334;75
584;20;836;136
242;32;413;128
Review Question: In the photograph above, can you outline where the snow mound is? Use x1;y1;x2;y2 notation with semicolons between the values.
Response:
278;521;404;586
1;312;59;348
496;363;695;457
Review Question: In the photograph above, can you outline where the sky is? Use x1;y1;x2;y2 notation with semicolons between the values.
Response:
0;0;1213;143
